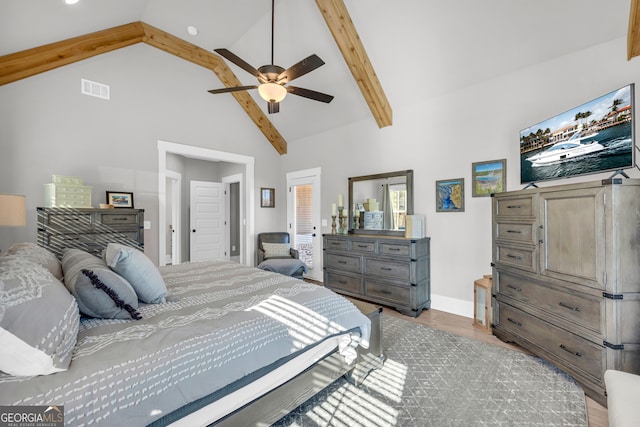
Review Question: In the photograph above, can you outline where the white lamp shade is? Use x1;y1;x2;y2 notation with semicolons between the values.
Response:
0;194;26;227
258;83;287;103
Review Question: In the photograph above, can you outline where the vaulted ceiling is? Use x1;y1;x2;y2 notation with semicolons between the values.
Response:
1;0;638;154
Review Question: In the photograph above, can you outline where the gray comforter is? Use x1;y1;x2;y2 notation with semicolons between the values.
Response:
0;260;371;426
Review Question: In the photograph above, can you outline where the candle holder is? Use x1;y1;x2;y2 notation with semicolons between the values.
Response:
331;215;337;234
337;207;344;234
354;215;360;230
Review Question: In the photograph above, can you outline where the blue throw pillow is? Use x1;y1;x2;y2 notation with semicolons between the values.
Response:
103;243;167;304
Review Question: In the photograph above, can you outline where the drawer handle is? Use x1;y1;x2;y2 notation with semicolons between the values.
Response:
506;284;522;292
331;242;341;246
506;317;522;327
388;247;401;251
110;217;129;221
558;302;581;312
338;280;348;284
338;260;348;264
380;267;393;271
380;289;392;295
506;205;522;209
506;254;523;260
559;344;582;357
506;230;522;234
357;244;368;248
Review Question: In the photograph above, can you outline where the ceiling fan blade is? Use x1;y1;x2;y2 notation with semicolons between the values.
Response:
207;85;258;95
287;86;334;103
214;48;263;78
277;54;325;83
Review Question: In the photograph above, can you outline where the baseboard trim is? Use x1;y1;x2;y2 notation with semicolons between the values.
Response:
430;294;473;319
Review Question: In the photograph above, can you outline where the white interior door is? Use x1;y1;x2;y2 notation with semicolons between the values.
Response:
190;180;226;262
287;168;322;281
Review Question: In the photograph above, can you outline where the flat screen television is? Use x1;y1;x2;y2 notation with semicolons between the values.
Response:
520;84;635;184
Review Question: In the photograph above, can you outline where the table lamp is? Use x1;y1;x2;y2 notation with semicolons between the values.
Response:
0;194;26;227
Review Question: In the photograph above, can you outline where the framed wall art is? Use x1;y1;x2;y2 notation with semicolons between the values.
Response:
436;178;464;212
106;191;134;208
260;187;275;208
472;159;506;197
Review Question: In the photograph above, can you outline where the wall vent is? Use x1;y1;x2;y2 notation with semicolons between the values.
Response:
81;78;110;100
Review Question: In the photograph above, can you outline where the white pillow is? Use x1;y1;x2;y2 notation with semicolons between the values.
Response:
103;243;167;304
262;242;291;258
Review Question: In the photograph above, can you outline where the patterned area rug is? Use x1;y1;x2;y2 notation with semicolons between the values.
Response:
273;314;588;426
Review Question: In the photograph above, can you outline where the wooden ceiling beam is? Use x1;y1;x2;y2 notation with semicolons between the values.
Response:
629;0;640;60
0;22;145;86
0;21;287;154
315;0;392;128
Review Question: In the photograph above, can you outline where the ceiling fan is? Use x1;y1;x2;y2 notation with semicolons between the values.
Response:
208;0;334;114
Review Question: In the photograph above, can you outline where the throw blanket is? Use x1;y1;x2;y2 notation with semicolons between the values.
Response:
0;260;370;427
259;258;308;276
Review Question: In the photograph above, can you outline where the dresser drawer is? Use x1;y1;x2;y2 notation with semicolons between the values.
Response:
96;212;140;226
494;195;534;218
497;303;603;381
365;258;410;281
326;253;361;273
365;280;410;305
379;242;410;257
325;237;349;251
495;221;536;245
497;272;601;332
41;211;92;228
495;243;536;272
351;240;376;253
326;272;362;294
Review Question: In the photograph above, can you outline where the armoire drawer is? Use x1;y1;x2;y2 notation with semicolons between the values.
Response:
365;280;410;305
365;258;410;281
495;221;536;245
326;272;362;294
497;272;601;332
326;253;361;273
495;243;536;272
497;302;603;381
494;196;534;218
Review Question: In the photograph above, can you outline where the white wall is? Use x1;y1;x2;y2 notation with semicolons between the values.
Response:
0;43;285;263
281;36;640;317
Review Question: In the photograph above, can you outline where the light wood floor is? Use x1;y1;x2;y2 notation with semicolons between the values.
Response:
384;307;609;427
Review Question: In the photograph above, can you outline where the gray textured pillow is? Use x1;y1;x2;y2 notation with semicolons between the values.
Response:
103;243;167;304
6;242;63;280
0;256;79;376
262;242;291;258
61;249;140;320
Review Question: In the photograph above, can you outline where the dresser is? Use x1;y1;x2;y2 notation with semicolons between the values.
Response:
491;178;640;406
323;234;430;317
37;207;144;259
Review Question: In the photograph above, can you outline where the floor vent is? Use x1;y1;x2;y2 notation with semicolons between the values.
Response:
81;78;110;100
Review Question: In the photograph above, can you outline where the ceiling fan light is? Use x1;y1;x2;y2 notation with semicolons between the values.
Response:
258;83;287;103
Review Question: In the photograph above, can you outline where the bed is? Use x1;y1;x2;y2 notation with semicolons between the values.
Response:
0;242;378;426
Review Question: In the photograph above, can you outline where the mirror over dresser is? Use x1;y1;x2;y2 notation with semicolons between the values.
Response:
325;170;430;317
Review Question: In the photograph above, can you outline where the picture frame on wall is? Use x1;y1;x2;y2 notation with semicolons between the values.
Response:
106;191;134;208
260;187;275;208
436;178;465;212
472;159;506;197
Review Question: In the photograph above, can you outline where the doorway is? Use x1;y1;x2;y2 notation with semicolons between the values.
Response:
189;180;227;262
158;140;255;266
286;168;322;281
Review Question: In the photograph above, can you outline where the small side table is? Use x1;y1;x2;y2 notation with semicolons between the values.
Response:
473;274;493;334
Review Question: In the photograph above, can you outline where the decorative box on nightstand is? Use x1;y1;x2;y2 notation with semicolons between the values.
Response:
473;275;492;334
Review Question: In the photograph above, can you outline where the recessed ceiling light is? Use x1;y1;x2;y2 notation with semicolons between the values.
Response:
65;0;79;4
186;26;199;36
